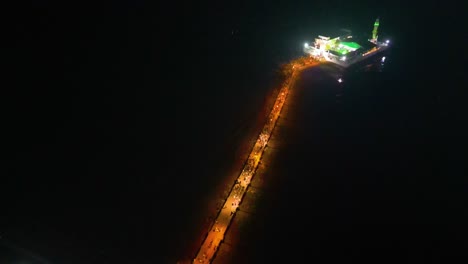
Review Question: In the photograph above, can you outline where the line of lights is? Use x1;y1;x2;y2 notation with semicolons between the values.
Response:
192;59;318;264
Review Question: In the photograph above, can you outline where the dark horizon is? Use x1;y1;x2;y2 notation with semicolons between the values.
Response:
3;1;466;263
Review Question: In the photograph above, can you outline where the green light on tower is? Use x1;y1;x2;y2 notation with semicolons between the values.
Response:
372;18;379;42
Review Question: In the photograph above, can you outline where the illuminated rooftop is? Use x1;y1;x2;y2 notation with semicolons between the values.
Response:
340;41;361;50
330;41;362;55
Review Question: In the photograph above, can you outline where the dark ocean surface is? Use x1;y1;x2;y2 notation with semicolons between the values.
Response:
2;1;466;263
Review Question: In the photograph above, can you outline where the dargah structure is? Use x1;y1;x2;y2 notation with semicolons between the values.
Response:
304;18;391;67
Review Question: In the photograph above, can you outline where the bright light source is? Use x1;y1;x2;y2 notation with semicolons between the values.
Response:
341;56;346;61
386;40;390;44
338;78;343;83
304;42;309;48
381;56;386;62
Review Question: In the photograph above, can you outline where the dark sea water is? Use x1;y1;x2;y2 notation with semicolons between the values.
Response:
2;1;466;263
218;59;467;263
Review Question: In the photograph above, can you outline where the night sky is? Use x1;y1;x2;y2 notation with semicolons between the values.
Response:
3;0;466;263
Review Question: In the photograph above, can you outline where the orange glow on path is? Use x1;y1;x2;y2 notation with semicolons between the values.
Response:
192;57;319;264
